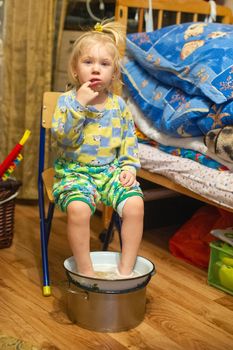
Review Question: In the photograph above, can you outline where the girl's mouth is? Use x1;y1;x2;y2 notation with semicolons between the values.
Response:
90;79;101;87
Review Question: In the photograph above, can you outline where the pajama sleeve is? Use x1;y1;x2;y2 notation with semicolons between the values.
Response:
51;93;86;147
118;104;141;176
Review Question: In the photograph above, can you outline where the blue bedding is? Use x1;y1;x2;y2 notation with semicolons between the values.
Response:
123;59;210;137
123;22;233;137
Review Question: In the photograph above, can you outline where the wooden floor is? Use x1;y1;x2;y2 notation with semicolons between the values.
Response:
0;201;233;350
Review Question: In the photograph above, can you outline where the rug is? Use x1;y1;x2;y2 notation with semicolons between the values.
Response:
0;333;41;350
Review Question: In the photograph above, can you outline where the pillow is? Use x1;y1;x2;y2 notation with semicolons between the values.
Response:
126;22;233;104
122;58;211;137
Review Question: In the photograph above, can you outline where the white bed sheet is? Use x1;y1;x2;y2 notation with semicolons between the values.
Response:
139;143;233;211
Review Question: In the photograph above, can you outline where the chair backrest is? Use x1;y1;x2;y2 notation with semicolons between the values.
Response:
38;92;61;184
42;92;61;129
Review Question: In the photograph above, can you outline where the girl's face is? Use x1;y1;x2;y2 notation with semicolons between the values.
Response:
74;43;115;92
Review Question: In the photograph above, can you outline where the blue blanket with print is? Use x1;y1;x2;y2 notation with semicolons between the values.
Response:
123;22;233;137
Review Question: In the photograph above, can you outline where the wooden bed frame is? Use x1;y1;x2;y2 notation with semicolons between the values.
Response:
109;0;233;220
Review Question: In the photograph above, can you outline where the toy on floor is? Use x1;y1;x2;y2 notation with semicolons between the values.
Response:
0;130;31;180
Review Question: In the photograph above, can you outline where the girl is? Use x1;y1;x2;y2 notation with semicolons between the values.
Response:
52;20;144;278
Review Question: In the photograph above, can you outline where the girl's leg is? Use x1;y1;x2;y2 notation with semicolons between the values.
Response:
118;196;144;276
66;201;94;276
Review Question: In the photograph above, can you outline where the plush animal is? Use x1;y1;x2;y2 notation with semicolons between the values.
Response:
204;125;233;163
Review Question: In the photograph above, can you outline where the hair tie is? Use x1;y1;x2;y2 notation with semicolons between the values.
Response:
94;23;103;32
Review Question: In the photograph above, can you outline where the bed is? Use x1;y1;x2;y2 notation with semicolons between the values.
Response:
111;0;233;220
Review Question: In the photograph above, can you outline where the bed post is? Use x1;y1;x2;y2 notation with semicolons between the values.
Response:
115;0;128;57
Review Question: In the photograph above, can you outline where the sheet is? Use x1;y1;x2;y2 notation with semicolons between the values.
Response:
138;143;233;210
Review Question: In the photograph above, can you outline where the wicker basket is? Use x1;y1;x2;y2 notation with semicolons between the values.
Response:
0;179;22;248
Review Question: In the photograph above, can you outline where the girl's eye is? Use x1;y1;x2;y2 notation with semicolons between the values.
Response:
83;60;92;64
102;62;111;66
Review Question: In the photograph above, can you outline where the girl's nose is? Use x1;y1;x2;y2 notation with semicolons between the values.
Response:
92;63;100;73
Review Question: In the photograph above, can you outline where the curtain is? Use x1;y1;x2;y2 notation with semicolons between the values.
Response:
1;0;56;198
0;1;3;118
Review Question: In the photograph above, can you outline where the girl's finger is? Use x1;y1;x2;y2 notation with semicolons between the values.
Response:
83;81;91;87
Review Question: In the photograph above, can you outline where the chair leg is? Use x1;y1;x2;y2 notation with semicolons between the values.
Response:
102;211;115;251
102;211;122;251
38;182;54;296
46;202;55;243
115;213;122;250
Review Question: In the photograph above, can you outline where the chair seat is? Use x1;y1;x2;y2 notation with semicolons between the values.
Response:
42;167;55;202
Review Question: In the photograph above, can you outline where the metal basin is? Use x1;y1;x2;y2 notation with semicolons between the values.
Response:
64;251;156;292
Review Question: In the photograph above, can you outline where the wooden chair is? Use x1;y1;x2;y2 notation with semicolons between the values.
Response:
38;92;122;296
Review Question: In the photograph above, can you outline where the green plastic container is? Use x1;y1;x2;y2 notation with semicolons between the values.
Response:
208;241;233;295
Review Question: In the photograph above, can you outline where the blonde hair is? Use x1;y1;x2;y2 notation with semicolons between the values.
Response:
68;20;126;89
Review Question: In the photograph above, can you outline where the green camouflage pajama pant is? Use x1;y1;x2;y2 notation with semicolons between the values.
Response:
53;158;143;214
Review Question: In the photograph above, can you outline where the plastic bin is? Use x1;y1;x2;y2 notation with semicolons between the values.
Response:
0;179;22;248
208;240;233;295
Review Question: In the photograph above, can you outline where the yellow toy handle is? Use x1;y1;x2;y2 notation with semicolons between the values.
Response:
19;129;31;146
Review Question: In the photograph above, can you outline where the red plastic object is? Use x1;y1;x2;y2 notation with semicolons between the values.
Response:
169;206;233;268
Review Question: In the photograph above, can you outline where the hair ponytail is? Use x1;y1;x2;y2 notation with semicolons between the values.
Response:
95;19;126;49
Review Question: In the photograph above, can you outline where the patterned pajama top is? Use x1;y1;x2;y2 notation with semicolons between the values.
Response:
51;89;141;175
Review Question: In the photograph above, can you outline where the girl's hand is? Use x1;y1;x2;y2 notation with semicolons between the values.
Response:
119;170;138;187
76;81;99;107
